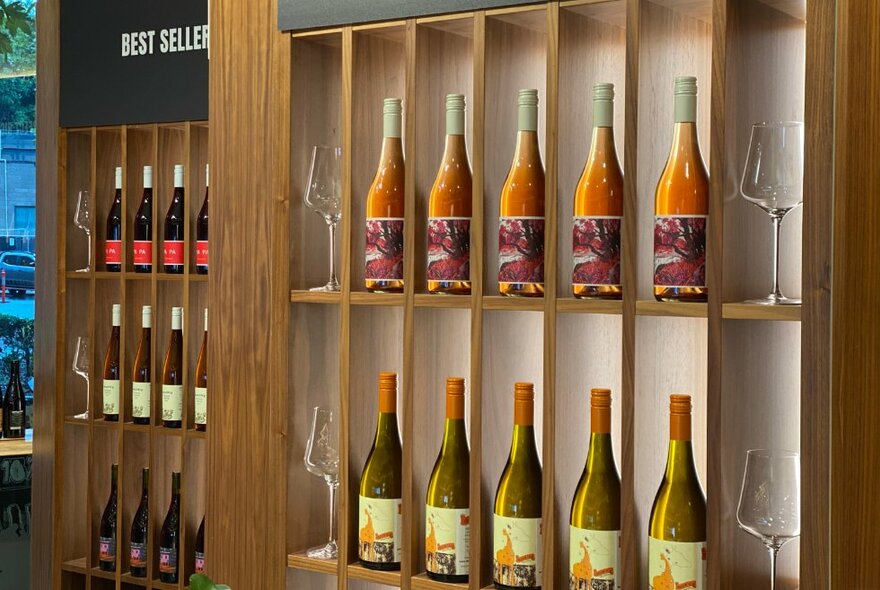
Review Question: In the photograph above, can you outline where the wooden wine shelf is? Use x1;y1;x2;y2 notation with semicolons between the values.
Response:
289;289;342;304
286;552;339;575
120;572;150;587
53;121;211;590
635;300;709;318
413;293;473;309
481;295;545;311
350;291;406;306
411;573;469;590
722;302;802;322
347;562;403;586
556;298;623;315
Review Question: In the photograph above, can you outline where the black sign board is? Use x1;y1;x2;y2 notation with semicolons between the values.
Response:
279;0;544;32
60;0;209;127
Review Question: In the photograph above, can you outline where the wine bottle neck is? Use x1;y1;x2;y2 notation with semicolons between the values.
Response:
441;418;468;455
663;439;699;483
674;92;697;123
509;424;539;464
375;411;400;447
593;97;613;128
668;123;701;159
587;127;617;161
585;433;616;473
442;134;468;163
513;130;541;163
379;137;403;165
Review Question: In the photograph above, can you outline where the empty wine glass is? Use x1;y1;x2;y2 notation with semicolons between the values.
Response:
737;449;801;590
304;406;339;559
74;190;92;272
304;146;342;292
72;336;90;419
740;122;804;305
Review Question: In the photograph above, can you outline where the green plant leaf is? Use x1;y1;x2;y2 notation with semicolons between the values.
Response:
188;574;216;590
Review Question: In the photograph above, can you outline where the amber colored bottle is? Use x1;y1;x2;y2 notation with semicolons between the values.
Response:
499;89;545;297
365;98;405;293
160;307;183;429
653;76;709;302
572;83;624;300
194;308;207;432
427;94;472;295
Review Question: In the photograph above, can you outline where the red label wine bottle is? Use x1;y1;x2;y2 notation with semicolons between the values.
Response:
158;471;181;583
129;467;149;578
133;166;153;273
163;164;185;274
105;166;122;272
196;164;208;274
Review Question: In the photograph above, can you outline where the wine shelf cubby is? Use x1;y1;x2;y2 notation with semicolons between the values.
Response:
283;1;817;589
55;122;210;590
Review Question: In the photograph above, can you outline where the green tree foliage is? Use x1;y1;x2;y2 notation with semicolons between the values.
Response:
0;75;33;128
0;1;35;129
0;314;34;381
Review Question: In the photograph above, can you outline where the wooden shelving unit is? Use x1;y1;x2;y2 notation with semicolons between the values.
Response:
281;1;824;589
54;122;210;590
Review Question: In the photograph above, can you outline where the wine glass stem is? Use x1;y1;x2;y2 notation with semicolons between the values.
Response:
768;546;779;590
770;215;783;298
87;233;93;271
327;481;337;544
328;222;338;287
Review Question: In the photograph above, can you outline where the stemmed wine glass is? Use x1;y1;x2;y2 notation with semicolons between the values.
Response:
303;406;339;559
740;122;804;304
736;449;801;590
74;190;92;272
304;146;342;292
72;336;90;419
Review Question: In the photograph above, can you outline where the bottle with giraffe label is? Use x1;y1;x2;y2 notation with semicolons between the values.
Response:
569;388;621;589
493;382;542;589
358;372;403;570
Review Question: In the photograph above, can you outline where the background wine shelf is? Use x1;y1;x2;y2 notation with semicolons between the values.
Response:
285;1;820;590
55;122;209;590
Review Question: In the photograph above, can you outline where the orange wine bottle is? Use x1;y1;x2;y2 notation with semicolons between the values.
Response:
427;94;472;295
365;98;405;293
572;83;623;300
499;89;545;297
653;76;709;302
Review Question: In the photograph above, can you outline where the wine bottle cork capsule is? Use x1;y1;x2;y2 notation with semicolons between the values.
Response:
669;394;693;440
378;372;397;413
591;388;612;434
446;377;465;419
514;382;534;426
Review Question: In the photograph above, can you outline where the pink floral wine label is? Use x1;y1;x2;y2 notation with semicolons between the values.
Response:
499;217;545;285
653;215;707;288
195;551;206;573
105;240;122;265
365;218;404;281
159;547;178;573
427;217;471;282
572;216;622;287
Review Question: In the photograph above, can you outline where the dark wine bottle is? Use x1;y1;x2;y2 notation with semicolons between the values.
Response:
194;308;207;431
98;464;118;572
196;164;208;274
105;166;122;272
2;359;25;438
163;164;185;274
158;471;181;583
102;304;121;421
133;166;153;273
129;467;149;578
194;516;205;573
161;307;183;429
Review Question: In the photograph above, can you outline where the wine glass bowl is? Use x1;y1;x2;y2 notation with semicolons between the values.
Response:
740;122;804;305
74;190;93;272
736;449;800;590
304;146;342;292
303;406;339;560
72;336;90;419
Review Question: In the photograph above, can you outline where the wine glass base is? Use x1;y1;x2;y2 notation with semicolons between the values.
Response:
310;282;340;292
74;268;91;273
745;295;802;306
306;541;338;560
73;411;90;420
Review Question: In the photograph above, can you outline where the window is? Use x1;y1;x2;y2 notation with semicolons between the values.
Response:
14;205;34;232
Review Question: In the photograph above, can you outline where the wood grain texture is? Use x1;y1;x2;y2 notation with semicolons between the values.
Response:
830;1;880;587
33;5;60;585
799;0;835;588
207;0;290;585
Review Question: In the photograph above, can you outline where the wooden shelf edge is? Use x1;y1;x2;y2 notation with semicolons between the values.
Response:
346;563;402;586
413;293;472;309
63;416;90;428
60;557;88;573
411;572;469;589
482;295;545;311
0;438;32;457
287;552;339;575
90;566;117;581
289;290;342;305
152;579;179;590
350;292;405;307
722;302;802;321
635;300;708;318
120;572;149;586
186;428;208;439
556;298;623;315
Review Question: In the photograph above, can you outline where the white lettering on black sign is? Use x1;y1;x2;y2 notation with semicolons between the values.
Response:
121;25;209;57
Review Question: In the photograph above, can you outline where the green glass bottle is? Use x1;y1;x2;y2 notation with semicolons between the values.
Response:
425;377;470;583
358;372;403;570
493;382;542;589
648;394;707;589
569;388;620;589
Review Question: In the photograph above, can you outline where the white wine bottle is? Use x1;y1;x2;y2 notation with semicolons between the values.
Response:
648;394;707;589
131;305;152;425
161;307;183;428
569;388;620;589
425;377;470;582
493;382;542;589
358;372;403;570
102;304;121;421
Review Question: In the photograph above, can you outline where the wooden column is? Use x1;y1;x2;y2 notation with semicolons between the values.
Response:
206;0;290;586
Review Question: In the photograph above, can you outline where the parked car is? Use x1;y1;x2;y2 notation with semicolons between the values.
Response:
0;252;35;296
